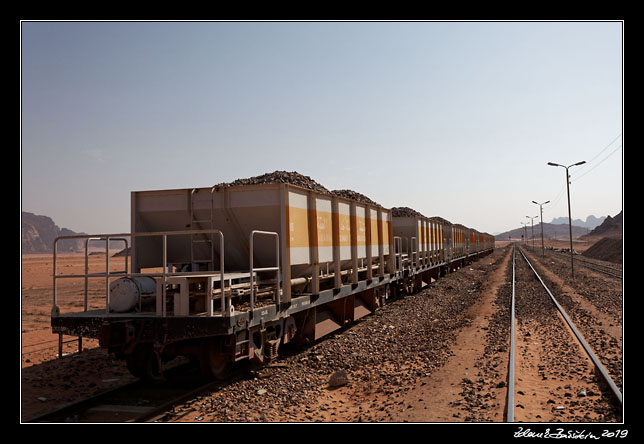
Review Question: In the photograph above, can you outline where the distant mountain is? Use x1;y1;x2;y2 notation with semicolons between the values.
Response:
583;211;622;239
22;211;85;253
549;215;606;230
495;222;591;241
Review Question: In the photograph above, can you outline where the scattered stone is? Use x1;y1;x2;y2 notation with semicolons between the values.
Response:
328;370;349;388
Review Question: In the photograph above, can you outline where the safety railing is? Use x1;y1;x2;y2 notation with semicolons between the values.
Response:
249;230;280;311
83;237;129;312
52;229;225;317
393;236;403;272
410;236;418;269
396;236;419;271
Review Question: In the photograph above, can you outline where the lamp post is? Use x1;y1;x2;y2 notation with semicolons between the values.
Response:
520;222;529;246
532;200;550;256
547;161;586;277
526;215;538;251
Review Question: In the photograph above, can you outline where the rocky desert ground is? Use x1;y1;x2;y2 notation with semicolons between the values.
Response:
21;239;623;424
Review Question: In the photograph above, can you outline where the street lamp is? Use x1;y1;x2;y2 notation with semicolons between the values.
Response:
520;222;529;245
526;215;538;250
547;161;586;277
532;200;550;256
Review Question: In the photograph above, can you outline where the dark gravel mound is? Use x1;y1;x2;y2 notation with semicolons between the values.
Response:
216;171;384;206
391;207;424;218
429;216;452;225
582;237;622;264
217;171;330;194
332;189;380;206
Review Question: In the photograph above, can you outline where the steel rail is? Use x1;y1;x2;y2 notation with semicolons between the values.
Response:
517;247;623;406
26;378;147;423
578;263;622;279
574;257;622;279
549;249;622;279
507;244;517;422
573;255;621;272
26;362;206;423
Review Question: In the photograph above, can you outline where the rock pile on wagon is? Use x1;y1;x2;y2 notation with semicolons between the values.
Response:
217;170;466;228
331;189;379;206
217;171;330;194
391;207;424;217
218;170;382;206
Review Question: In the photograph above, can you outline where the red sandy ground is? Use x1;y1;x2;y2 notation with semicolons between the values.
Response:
21;239;620;423
21;254;136;421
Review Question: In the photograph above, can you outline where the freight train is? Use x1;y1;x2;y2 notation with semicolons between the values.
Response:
50;177;494;380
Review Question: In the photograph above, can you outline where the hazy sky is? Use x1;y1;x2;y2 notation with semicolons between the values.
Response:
21;21;622;235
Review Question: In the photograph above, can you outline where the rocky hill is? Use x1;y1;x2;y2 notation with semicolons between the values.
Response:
22;212;85;253
583;211;622;239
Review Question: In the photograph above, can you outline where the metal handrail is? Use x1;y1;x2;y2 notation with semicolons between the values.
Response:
393;236;402;272
249;230;280;312
410;236;418;269
53;229;225;318
84;237;128;312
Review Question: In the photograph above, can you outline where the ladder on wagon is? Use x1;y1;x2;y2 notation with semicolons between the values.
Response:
189;188;215;271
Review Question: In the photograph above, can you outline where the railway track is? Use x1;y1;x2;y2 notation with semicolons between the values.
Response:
506;245;622;422
533;247;622;279
27;362;238;423
573;256;622;279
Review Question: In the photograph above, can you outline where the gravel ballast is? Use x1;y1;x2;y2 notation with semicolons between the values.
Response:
163;248;509;422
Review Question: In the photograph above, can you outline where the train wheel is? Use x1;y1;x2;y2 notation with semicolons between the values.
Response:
125;343;164;382
125;345;146;378
200;338;230;380
381;284;390;305
374;286;386;308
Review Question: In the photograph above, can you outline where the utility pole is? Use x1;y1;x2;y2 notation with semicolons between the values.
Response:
526;215;538;251
520;222;529;247
532;200;550;256
547;161;586;277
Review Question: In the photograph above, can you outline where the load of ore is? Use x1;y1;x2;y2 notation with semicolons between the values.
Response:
429;216;452;225
332;189;380;206
217;170;330;194
217;171;386;207
391;206;425;218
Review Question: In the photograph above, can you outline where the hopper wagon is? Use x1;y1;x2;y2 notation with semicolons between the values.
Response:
51;182;494;380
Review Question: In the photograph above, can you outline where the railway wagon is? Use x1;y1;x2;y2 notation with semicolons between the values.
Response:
50;182;494;381
482;233;494;250
131;183;394;301
52;183;398;379
392;214;443;268
453;224;467;258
